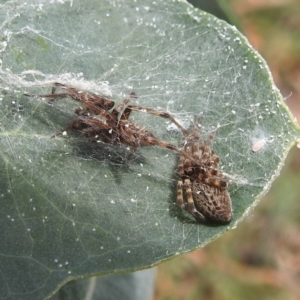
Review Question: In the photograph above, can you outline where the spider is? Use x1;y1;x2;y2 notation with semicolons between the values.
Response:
24;82;192;161
176;116;232;223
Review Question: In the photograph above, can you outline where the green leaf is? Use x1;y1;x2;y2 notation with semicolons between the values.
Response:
0;0;299;299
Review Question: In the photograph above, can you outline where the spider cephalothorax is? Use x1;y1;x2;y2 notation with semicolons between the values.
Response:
177;117;232;223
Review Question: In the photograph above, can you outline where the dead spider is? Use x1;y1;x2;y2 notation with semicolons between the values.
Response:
24;82;191;161
177;116;232;223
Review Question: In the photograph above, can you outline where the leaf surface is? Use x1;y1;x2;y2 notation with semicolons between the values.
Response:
0;0;299;299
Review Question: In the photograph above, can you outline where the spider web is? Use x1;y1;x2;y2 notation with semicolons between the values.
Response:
0;0;298;299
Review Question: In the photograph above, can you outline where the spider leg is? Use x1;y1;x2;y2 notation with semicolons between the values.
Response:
52;82;116;110
177;179;185;209
177;155;185;177
23;93;69;100
180;144;195;175
141;135;196;162
114;92;138;120
196;167;222;177
25;82;115;114
182;178;206;222
125;104;188;136
56;88;115;116
197;173;228;188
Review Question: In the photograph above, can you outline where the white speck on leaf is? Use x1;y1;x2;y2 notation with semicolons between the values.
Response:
252;138;267;152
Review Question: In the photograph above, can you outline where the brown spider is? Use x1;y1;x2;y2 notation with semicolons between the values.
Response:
24;82;191;161
177;117;232;223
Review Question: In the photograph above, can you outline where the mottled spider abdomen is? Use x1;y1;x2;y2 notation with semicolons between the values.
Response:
192;181;232;223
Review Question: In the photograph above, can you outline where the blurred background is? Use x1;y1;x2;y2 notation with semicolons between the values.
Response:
155;0;300;299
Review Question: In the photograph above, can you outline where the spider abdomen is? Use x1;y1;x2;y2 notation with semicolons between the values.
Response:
192;181;232;223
